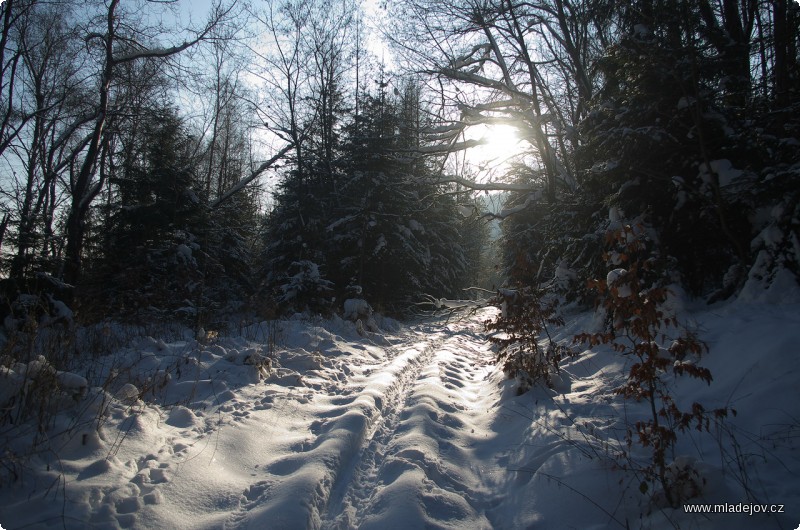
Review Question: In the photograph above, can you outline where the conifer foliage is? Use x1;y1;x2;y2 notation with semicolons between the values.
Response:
84;103;260;321
0;0;795;327
492;0;799;301
92;107;206;316
263;82;473;314
578;18;752;297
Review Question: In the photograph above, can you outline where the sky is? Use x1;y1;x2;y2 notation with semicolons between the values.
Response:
170;0;520;180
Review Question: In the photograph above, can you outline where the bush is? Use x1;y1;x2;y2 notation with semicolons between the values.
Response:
575;220;733;507
275;260;335;314
484;287;575;393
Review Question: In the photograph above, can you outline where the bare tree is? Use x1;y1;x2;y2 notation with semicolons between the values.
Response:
249;0;359;184
0;0;37;158
697;0;757;107
306;0;358;177
0;2;87;278
386;0;605;200
770;0;799;105
190;20;252;202
60;0;237;284
249;0;312;181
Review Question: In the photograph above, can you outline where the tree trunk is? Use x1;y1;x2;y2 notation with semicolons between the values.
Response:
774;0;790;105
62;0;117;285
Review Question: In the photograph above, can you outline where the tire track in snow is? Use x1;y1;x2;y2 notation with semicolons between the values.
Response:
320;326;444;529
324;318;500;530
221;326;443;530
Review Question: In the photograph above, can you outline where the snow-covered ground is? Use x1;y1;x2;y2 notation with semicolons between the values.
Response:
1;295;799;529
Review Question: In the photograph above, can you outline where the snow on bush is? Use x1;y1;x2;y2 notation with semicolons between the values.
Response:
343;298;379;334
606;268;632;298
278;260;334;312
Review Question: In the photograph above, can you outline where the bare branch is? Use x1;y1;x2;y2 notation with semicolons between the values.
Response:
412;138;487;154
211;141;294;208
113;2;237;64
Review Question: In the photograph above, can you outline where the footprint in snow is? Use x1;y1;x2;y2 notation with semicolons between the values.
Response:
265;455;306;476
309;419;327;435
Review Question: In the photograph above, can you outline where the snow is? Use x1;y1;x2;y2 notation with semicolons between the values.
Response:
608;206;625;232
699;159;743;187
407;219;425;233
373;234;386;254
176;244;194;265
554;260;577;288
606;268;633;297
1;298;799;529
343;299;379;333
458;204;476;218
343;299;372;320
633;24;652;38
56;370;89;396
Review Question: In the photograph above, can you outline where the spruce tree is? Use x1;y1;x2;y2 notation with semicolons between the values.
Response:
91;106;206;317
332;83;468;311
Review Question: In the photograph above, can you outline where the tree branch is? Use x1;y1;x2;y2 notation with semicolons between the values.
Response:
436;174;537;192
211;141;295;208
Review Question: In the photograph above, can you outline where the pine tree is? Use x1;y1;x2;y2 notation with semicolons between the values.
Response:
262;79;471;315
575;6;755;297
261;168;337;313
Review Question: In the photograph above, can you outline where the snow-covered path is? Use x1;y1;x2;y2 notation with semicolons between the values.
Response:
130;313;506;530
3;301;800;530
320;324;495;529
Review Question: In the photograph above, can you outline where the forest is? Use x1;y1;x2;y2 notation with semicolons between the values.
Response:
0;0;797;324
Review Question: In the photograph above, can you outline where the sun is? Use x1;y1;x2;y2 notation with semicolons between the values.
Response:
465;124;523;168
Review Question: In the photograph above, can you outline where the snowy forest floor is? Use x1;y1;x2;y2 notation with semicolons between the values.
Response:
1;296;799;529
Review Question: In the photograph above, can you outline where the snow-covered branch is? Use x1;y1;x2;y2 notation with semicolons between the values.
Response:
480;193;540;220
412;138;487;154
435;174;537;192
113;2;235;64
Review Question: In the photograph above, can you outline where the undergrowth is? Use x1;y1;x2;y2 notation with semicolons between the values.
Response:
484;287;577;393
0;309;279;489
573;220;735;508
489;217;740;510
